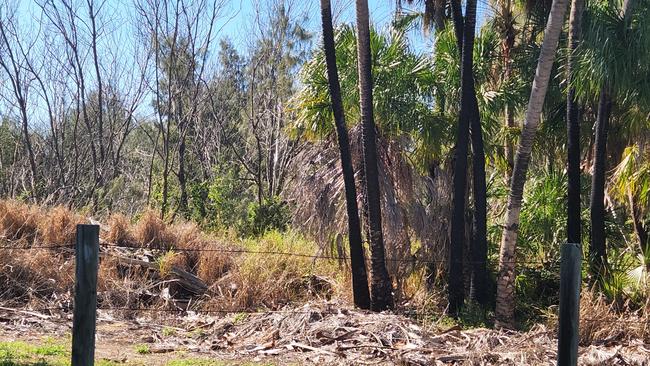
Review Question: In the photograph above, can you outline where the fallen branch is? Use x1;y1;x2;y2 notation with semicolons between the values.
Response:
99;251;208;295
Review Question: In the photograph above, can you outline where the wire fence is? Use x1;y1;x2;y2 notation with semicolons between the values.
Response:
0;238;566;266
0;234;648;328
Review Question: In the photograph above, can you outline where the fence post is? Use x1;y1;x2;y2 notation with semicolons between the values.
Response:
557;242;581;366
71;224;99;366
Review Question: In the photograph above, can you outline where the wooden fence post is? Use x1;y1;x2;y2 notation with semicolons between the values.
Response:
557;242;581;366
71;224;99;366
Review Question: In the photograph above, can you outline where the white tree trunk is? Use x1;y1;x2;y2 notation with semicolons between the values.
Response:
495;0;570;329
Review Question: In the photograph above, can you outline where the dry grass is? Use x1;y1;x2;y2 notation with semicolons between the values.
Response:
577;288;650;345
0;246;74;306
0;199;341;313
0;200;42;242
105;213;135;247
133;210;175;250
40;206;82;247
204;231;339;311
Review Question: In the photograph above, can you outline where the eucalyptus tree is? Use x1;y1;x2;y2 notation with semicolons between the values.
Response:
135;0;223;218
496;0;570;328
0;4;38;198
319;0;371;309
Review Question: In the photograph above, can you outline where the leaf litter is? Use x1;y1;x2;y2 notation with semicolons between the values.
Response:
2;302;648;365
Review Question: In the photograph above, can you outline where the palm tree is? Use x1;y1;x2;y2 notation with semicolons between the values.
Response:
583;0;639;280
469;93;489;307
447;0;484;314
496;0;569;328
497;0;517;179
566;0;584;253
612;144;650;270
355;0;393;311
319;0;371;309
589;88;612;276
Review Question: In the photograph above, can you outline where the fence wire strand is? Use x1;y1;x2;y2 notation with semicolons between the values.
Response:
0;239;563;266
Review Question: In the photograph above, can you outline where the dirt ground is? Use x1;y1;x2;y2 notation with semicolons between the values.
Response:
1;304;649;365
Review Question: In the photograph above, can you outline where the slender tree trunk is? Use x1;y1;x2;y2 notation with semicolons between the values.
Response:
566;0;584;249
589;88;612;278
586;0;637;279
19;104;37;198
178;132;188;214
355;0;393;311
320;0;371;309
502;0;516;181
447;0;476;315
469;92;489;306
628;190;649;270
505;106;515;179
495;0;569;328
88;0;104;163
465;0;489;307
177;101;189;215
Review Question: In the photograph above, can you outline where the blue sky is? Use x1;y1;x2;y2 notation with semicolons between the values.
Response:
6;0;494;125
216;0;493;55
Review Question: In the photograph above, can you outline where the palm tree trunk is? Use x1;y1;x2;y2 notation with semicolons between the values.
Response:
589;88;612;278
495;0;569;328
320;0;371;310
566;0;584;249
469;92;489;307
448;0;478;315
501;0;516;181
355;0;393;312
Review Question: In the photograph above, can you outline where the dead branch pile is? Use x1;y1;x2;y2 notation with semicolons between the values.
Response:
171;301;649;365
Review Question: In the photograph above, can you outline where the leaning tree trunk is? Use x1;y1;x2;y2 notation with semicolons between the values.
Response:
448;0;479;315
320;0;371;310
589;88;612;278
566;0;584;251
495;0;569;329
355;0;393;312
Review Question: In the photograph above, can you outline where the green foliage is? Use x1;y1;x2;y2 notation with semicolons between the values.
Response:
162;327;177;337
598;246;648;306
241;197;291;237
518;171;567;262
0;340;68;366
514;263;561;326
575;0;650;104
188;171;251;231
293;19;449;167
134;344;150;354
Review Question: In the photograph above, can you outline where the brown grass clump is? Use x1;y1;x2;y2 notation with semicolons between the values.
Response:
0;200;41;242
577;288;650;345
197;243;233;285
0;247;74;306
40;206;83;247
105;213;135;246
173;222;207;272
133;210;175;250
